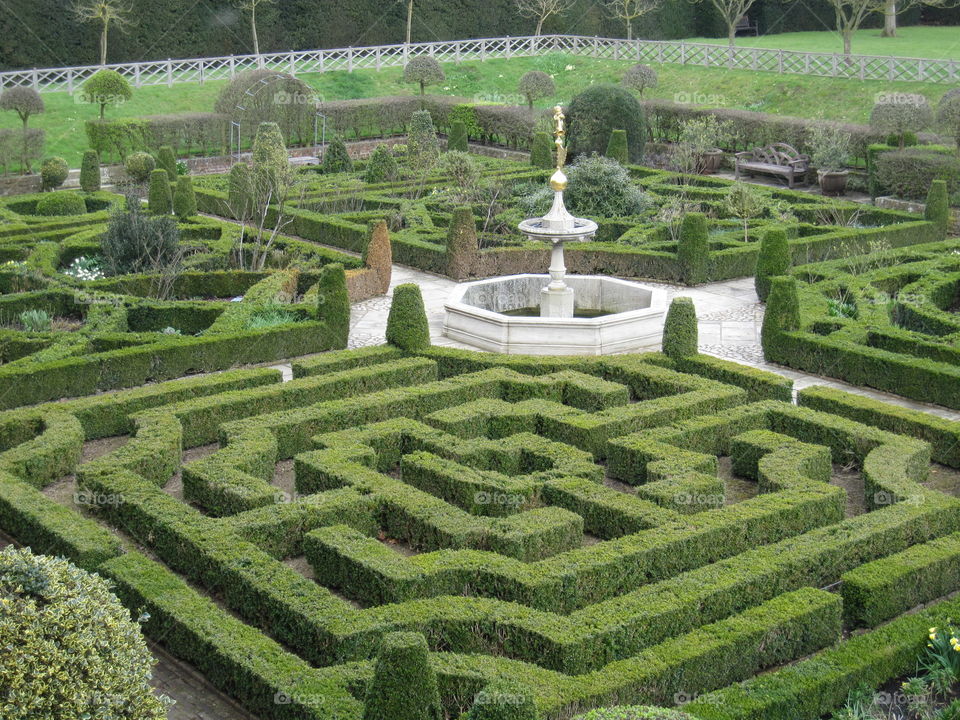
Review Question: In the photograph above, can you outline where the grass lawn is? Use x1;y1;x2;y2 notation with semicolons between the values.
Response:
685;26;960;59
1;45;956;168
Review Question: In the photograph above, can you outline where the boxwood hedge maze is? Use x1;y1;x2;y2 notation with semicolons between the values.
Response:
6;335;960;719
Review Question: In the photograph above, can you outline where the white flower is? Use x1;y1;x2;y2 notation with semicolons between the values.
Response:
565;64;575;71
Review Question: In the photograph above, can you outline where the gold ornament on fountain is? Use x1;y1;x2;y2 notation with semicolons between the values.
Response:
550;105;568;191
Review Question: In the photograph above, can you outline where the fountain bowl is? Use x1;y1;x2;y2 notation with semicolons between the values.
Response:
443;274;667;355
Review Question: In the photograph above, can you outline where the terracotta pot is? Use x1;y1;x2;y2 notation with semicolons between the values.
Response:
818;170;849;196
698;149;725;174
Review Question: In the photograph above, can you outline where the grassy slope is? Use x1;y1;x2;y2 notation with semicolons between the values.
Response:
2;26;958;168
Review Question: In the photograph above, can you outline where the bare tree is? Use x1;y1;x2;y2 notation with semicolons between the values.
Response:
406;0;414;44
879;0;956;37
72;0;131;65
689;0;757;46
515;0;574;36
605;0;663;40
234;0;275;56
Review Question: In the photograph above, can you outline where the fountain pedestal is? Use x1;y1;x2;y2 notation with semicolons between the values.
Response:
541;240;575;317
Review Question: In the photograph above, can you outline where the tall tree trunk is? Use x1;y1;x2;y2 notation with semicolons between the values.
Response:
406;0;413;44
251;3;260;55
727;21;736;47
535;16;544;36
100;20;108;65
842;29;852;56
882;0;897;37
21;117;29;174
627;20;633;40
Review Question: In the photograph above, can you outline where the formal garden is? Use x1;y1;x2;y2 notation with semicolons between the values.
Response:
4;8;960;719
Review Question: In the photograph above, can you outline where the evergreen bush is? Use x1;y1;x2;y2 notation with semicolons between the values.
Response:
662;297;698;359
567;84;646;162
157;145;177;178
102;196;181;276
518;70;555;109
148;169;172;215
446;206;478;280
761;275;801;355
530;131;554;169
677;212;709;284
40;156;68;191
36;191;86;216
125;151;156;183
81;69;132;119
227;162;253;217
385;284;430;351
606;129;628;164
365;144;399;183
621;64;659;97
362;632;442;720
173;175;197;219
403;57;445;98
315;262;350;349
408;110;440;170
466;679;537;720
755;227;791;301
322;136;353;174
925;179;950;235
447;120;469;152
79;149;100;192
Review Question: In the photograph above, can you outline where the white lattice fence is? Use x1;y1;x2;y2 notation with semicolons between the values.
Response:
1;35;958;93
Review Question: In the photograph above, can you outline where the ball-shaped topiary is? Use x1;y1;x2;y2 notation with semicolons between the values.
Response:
173;174;198;219
936;88;960;150
322;136;353;173
0;86;45;128
148;168;172;215
365;144;399;183
386;283;431;351
573;706;696;720
606;129;628;164
870;95;933;149
79;149;100;192
662;296;698;359
755;226;790;301
404;56;445;96
81;68;133;119
125;151;156;183
36;190;86;216
518;70;555;109
157;145;177;178
0;546;168;720
567;84;646;162
40;156;69;191
446;205;478;280
926;178;950;235
621;64;659;97
362;632;443;720
677;212;709;285
466;679;537;720
761;275;801;361
316;262;350;349
447;119;469;152
530;131;554;169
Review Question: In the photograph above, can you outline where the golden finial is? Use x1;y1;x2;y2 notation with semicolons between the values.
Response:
550;104;567;191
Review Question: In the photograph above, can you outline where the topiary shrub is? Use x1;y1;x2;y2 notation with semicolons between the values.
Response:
573;707;695;720
606;129;628;164
40;156;68;191
518;70;555;110
403;57;445;98
386;283;430;351
562;154;650;217
316;262;350;348
567;84;646;162
125;151;156;183
228;161;254;218
147;168;172;214
408;109;440;170
79;149;100;192
677;212;709;285
466;679;537;720
36;190;86;217
446;206;478;280
874;147;960;200
366;144;399;183
0;546;169;720
755;226;790;301
362;632;442;720
870;95;933;149
363;219;393;295
322;136;353;173
662;296;698;359
761;275;801;357
530;131;554;169
926;179;950;235
173;174;198;219
81;68;133;119
621;64;658;97
157;145;177;178
447;119;469;152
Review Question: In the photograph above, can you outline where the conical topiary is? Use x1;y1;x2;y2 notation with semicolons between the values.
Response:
316;262;350;349
662;296;698;359
408;110;440;169
925;179;950;236
446;206;478;280
385;284;430;352
755;227;790;302
466;679;537;720
606;128;628;164
362;632;442;720
447;120;468;152
228;162;253;219
761;275;801;362
157;145;177;178
79;149;100;192
173;175;197;219
530;131;553;169
147;169;172;215
322;136;353;173
365;144;398;184
363;219;393;295
677;212;709;285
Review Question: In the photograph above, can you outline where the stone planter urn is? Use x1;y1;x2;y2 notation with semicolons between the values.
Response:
699;149;725;174
818;169;849;197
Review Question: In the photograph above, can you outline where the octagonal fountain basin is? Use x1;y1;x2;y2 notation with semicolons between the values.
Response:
443;274;667;355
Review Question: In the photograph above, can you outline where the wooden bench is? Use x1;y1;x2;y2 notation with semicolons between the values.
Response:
735;15;758;35
734;143;810;188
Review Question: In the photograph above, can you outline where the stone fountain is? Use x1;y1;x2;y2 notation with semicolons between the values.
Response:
443;106;666;355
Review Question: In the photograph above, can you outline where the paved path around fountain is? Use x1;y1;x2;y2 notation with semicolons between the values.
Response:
344;264;960;422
